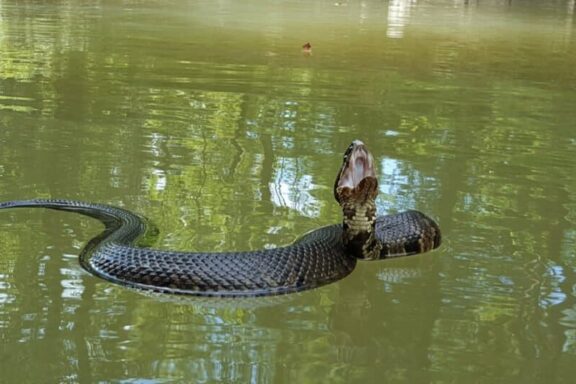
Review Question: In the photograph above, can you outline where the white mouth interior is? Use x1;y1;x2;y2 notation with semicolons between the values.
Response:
338;144;376;189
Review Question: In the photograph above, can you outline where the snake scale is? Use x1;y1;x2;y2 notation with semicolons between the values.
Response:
0;141;441;296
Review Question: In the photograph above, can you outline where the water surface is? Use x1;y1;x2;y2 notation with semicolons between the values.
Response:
1;1;576;383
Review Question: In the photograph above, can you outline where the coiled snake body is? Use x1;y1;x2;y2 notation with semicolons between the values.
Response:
0;141;441;296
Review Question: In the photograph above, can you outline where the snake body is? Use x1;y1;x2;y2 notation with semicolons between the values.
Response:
0;141;441;296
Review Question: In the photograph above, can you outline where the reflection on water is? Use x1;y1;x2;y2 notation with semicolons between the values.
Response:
1;0;576;383
270;157;321;217
387;0;415;39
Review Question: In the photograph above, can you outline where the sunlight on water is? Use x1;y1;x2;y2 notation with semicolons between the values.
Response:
387;0;415;38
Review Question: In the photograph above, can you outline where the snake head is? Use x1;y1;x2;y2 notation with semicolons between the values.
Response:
334;140;378;205
334;140;382;259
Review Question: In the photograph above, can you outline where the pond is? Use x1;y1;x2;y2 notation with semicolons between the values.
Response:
1;0;575;383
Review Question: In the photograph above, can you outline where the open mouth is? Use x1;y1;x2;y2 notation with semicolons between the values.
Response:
334;140;377;202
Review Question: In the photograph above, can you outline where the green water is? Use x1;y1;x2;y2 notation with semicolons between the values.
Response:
1;0;575;382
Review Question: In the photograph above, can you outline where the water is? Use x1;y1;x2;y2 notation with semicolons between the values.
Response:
1;0;575;382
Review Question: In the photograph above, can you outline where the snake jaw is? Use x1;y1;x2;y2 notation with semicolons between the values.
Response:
334;140;377;203
335;140;378;203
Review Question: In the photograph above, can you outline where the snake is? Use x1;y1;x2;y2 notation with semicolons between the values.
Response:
0;140;441;297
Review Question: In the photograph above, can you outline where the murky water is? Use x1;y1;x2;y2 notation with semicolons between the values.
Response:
1;0;575;382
